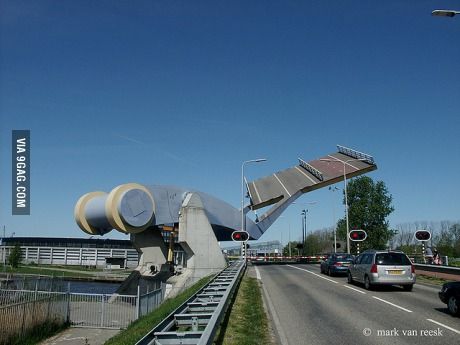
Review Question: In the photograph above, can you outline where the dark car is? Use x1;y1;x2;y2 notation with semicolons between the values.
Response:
439;281;460;316
320;253;354;276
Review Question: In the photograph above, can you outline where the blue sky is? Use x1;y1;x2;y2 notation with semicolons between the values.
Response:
1;1;459;244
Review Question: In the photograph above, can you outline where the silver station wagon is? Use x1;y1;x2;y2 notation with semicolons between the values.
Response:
347;250;416;291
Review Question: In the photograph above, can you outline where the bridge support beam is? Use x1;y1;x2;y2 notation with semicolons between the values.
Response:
166;193;227;297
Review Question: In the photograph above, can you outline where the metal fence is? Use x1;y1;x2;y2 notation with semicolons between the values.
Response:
69;292;137;328
0;284;166;344
0;274;66;292
0;290;67;345
139;284;165;318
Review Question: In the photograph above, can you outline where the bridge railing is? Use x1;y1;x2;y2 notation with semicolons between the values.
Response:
136;260;246;345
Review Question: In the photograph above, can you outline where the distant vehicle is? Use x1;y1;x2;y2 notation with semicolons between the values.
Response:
347;250;416;291
438;282;460;316
320;253;354;276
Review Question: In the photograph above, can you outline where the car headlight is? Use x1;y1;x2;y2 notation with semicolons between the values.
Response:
440;285;448;293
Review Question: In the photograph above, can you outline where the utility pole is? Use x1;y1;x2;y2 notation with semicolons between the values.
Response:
2;225;6;271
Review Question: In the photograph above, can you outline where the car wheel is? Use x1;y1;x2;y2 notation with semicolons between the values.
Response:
403;284;413;292
364;276;373;290
447;295;460;316
347;272;353;284
328;268;333;277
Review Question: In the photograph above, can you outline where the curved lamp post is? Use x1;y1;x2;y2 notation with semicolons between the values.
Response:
241;158;267;257
432;9;460;17
320;158;366;254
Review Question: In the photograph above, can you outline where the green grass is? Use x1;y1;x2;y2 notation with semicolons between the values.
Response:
104;275;213;345
416;274;451;286
217;275;273;345
4;320;69;345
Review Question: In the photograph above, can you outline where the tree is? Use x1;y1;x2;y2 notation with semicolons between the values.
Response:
336;176;394;251
8;244;22;268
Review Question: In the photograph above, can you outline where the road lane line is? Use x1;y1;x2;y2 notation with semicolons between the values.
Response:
287;265;338;284
294;166;317;184
256;268;289;345
426;319;460;335
254;266;262;280
273;173;292;197
372;296;413;313
343;284;366;294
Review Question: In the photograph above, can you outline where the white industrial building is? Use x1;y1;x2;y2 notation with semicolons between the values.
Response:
0;237;140;269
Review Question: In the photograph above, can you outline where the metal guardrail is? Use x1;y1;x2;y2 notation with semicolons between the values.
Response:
298;158;324;181
136;260;246;345
337;145;375;164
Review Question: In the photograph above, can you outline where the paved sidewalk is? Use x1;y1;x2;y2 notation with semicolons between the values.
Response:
39;328;119;345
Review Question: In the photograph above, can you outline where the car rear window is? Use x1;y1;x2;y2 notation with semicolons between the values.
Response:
375;253;411;266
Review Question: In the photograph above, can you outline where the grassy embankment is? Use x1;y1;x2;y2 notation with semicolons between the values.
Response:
104;275;213;345
215;274;274;345
104;271;273;345
416;274;451;286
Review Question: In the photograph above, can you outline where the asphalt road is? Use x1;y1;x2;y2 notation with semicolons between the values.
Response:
253;264;460;345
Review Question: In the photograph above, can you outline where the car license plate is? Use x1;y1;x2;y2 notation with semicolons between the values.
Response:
388;270;403;275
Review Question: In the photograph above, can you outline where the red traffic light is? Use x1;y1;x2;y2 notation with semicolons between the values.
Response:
231;231;249;242
349;230;367;242
415;230;431;241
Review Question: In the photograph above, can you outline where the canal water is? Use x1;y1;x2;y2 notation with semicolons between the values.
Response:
1;275;122;294
68;280;121;294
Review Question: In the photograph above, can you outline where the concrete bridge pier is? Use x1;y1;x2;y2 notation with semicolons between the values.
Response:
165;192;227;298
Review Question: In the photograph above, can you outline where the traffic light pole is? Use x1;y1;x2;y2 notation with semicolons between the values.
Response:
421;241;426;264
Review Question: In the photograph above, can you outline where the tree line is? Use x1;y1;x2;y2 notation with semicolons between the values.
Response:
282;176;460;259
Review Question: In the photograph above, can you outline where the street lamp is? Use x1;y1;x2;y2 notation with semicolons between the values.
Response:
2;226;5;272
320;158;366;254
241;158;267;258
300;201;317;256
301;210;306;255
329;186;339;253
432;9;460;17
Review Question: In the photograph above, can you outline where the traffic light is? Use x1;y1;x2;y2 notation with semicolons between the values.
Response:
231;231;249;242
349;229;367;241
415;230;431;241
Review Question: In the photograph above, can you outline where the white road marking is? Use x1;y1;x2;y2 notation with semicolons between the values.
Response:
287;265;338;284
426;318;460;335
273;173;292;197
255;266;262;280
256;266;289;345
326;154;360;170
251;182;263;203
372;296;413;313
343;284;366;294
294;166;317;184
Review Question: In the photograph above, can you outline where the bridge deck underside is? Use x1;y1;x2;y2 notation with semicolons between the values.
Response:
247;152;377;211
